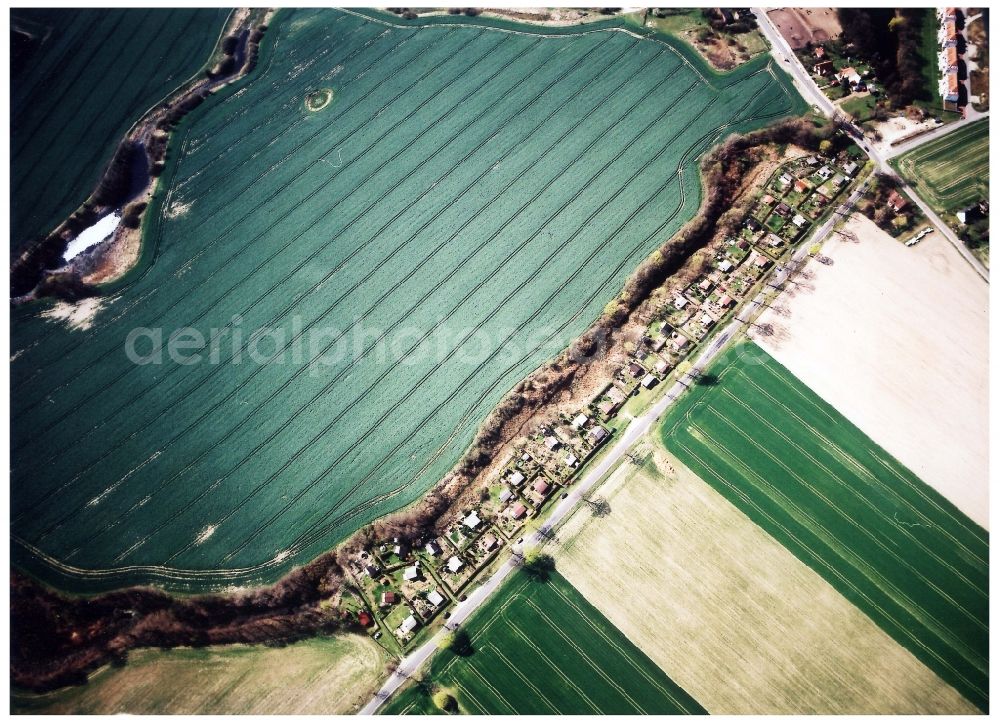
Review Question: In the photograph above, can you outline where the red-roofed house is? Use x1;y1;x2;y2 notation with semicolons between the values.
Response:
888;190;908;213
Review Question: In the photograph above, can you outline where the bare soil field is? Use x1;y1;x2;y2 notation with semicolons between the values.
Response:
13;634;384;715
767;7;842;49
750;214;988;527
556;443;978;714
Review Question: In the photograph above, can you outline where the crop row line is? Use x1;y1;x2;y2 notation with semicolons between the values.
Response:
13;26;483;418
15;31;630;506
680;405;987;677
12;24;458;394
668;433;986;707
157;75;708;567
287;78;775;560
26;37;662;546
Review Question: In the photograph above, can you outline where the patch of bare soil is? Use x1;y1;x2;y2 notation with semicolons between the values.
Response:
767;7;842;50
39;297;107;332
751;214;989;527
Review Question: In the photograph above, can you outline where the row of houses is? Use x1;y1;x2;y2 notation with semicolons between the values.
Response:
343;148;866;655
349;506;510;645
937;7;966;111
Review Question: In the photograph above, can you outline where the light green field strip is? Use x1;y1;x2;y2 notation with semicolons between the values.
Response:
893;119;989;212
11;7;805;592
382;570;707;715
660;339;989;712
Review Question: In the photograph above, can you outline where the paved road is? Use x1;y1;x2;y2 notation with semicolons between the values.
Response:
753;9;988;283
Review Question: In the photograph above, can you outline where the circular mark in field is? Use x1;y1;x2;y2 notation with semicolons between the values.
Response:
305;88;335;112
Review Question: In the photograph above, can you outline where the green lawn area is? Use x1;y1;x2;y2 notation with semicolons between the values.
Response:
892;119;990;214
839;93;878;122
383;570;705;715
660;340;989;712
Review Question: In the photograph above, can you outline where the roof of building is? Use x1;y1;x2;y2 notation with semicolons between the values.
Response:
381;591;397;604
888;190;908;210
572;413;589;429
499;487;513;502
403;565;420;580
425;540;442;555
607;386;627;404
534;478;551;495
511;503;527;519
508;470;525;486
641;373;657;388
447;555;464;572
399;615;418;634
463;511;482;529
427;590;445;606
589;425;608;442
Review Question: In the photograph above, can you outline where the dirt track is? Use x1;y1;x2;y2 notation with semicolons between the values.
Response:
767;7;842;49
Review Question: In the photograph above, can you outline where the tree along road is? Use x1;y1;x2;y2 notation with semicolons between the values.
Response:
752;8;989;283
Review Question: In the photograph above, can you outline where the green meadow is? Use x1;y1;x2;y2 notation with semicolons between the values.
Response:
11;8;804;591
661;340;989;711
10;7;230;250
383;570;704;715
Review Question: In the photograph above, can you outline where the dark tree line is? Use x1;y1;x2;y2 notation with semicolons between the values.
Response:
838;8;933;108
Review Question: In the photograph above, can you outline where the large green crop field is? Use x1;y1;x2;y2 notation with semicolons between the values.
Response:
11;8;804;591
893;119;989;214
660;340;989;712
383;570;704;715
10;7;231;251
